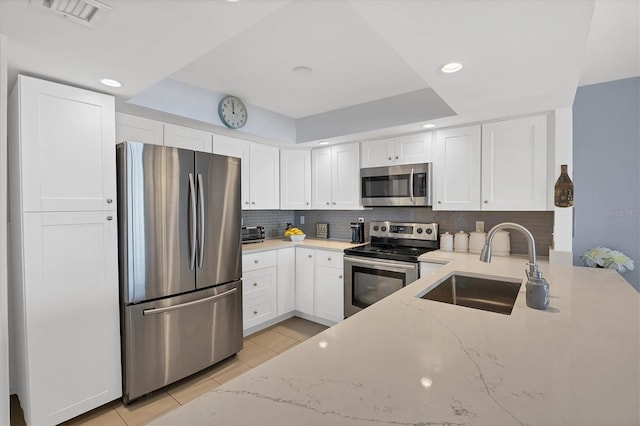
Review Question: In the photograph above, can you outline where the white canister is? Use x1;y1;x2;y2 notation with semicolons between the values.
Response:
492;230;511;256
454;231;469;252
468;231;487;254
440;232;454;251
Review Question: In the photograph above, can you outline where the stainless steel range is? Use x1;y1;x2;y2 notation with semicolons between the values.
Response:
343;221;439;317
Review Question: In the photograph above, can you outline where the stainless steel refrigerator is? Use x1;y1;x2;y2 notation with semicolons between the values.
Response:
116;141;243;403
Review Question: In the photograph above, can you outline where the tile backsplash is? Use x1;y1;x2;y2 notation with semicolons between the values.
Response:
243;208;554;256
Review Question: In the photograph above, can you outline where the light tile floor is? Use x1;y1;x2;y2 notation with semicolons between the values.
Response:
10;317;327;426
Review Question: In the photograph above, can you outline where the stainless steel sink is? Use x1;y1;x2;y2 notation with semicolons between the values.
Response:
418;273;522;315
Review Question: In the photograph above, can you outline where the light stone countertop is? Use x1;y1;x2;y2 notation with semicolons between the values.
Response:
242;237;362;254
154;250;640;425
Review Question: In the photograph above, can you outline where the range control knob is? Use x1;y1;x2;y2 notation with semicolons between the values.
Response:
373;226;379;231
426;228;433;234
381;226;387;232
416;228;423;234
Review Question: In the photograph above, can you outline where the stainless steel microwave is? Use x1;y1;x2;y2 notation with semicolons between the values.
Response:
360;163;432;207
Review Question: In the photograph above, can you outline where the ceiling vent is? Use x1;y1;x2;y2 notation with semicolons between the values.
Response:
30;0;112;28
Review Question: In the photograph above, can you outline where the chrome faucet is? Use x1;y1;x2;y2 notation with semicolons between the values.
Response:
480;222;549;310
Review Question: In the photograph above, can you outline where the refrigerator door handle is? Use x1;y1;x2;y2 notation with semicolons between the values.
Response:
142;288;238;316
197;173;205;269
188;173;197;270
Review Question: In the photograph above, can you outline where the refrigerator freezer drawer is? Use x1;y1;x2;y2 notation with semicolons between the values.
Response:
122;280;243;402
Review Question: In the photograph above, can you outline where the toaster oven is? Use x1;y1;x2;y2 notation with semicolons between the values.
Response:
242;226;265;244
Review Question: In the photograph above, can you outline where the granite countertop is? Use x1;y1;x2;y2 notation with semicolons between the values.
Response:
154;251;640;425
242;237;362;254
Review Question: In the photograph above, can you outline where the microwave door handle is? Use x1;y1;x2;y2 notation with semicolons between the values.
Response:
188;173;197;270
409;168;415;202
197;173;205;269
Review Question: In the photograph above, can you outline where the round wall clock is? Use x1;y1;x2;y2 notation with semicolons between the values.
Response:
218;95;248;129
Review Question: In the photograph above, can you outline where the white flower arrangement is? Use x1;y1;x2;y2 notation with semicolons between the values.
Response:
581;247;635;274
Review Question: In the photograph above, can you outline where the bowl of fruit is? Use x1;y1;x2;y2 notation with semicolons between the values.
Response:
284;224;305;242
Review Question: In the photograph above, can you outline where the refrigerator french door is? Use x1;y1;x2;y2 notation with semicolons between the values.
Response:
117;142;243;403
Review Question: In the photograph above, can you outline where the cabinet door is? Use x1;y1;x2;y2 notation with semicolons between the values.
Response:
394;132;432;165
331;143;361;209
433;125;481;210
277;248;296;316
314;265;344;323
249;143;280;209
295;248;315;316
311;147;333;209
360;138;395;168
115;113;163;145
18;76;116;213
481;115;547;210
164;123;212;153
213;134;251;209
22;211;121;425
280;150;312;210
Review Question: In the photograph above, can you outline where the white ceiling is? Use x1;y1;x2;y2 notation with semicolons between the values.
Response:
1;0;638;143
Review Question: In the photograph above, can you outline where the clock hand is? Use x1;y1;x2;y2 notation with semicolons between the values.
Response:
232;100;235;114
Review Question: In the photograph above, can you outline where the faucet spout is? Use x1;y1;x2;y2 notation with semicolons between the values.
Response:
479;222;549;310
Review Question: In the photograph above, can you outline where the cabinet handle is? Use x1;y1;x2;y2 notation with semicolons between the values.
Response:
332;202;336;205
339;275;343;279
251;201;255;205
328;257;331;261
326;202;330;205
107;216;113;221
254;260;259;263
245;201;249;205
308;254;312;258
306;202;309;205
395;156;399;159
106;198;113;203
484;200;488;204
253;282;257;287
388;157;392;160
253;311;258;315
438;201;442;204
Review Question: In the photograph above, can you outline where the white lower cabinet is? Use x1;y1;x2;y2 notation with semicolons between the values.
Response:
277;248;296;316
242;251;277;330
295;248;315;316
314;250;345;323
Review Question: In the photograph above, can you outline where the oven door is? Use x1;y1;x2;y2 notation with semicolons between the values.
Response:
344;255;419;317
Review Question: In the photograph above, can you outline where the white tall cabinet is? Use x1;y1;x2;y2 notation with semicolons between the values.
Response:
8;76;121;425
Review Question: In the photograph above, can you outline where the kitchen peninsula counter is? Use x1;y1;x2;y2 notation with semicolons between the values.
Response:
153;251;640;425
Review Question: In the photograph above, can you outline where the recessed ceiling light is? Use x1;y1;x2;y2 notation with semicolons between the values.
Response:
100;78;122;88
441;62;463;73
319;141;329;145
292;66;313;77
422;123;435;129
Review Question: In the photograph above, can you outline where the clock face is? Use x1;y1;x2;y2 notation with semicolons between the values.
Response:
218;96;247;129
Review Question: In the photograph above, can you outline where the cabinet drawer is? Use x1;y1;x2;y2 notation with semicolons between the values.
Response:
315;250;344;268
243;250;278;272
243;267;276;299
243;293;277;330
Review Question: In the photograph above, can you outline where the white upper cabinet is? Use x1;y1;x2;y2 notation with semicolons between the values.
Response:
481;115;547;210
249;143;280;209
213;134;279;210
213;134;251;208
115;113;163;146
433;115;548;211
164;123;212;153
15;75;116;213
280;150;312;210
312;143;360;210
434;125;482;210
361;133;432;168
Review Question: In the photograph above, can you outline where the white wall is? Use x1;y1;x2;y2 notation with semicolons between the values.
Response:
0;32;11;426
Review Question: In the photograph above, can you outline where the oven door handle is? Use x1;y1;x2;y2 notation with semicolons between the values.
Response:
345;256;418;272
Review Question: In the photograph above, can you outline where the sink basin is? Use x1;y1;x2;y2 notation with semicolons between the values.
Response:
418;272;522;315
